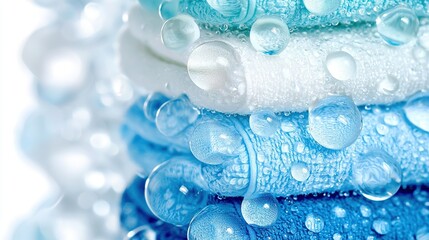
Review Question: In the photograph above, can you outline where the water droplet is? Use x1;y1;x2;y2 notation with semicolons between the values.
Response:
189;121;243;165
145;158;209;226
155;95;200;136
360;205;372;217
281;121;295;132
161;15;200;49
241;194;279;227
372;219;391;235
295;142;305;153
333;233;342;240
249;111;281;137
250;17;290;55
188;41;243;91
126;226;157;240
384;113;399;126
281;144;290;153
188;204;251;240
159;0;179;20
376;6;419;46
418;32;429;50
333;206;346;218
144;92;169;121
309;96;362;150
404;92;429;132
378;75;399;95
305;213;325;233
325;51;357;81
206;0;243;17
291;162;310;182
376;124;389;135
416;226;429;240
303;0;341;15
352;150;402;201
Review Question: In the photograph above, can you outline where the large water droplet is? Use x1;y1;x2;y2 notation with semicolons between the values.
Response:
372;219;391;235
188;204;251;240
188;41;242;90
404;92;429;132
290;162;310;182
305;213;325;233
159;0;179;20
303;0;341;15
376;6;419;46
144;92;169;122
145;158;209;226
189;121;243;165
241;194;279;227
155;95;200;136
352;150;402;201
206;0;243;17
249;111;281;137
308;96;362;150
378;75;399;95
250;17;290;55
161;15;200;50
325;51;357;81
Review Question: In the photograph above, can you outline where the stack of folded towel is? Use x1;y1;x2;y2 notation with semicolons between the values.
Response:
118;1;429;239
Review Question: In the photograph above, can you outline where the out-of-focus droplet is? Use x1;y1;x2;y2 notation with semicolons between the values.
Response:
159;0;179;20
376;6;419;46
325;51;357;81
189;121;243;165
309;96;362;150
303;0;341;15
145;158;208;226
188;41;243;91
404;92;429;132
372;219;391;235
206;0;243;17
125;226;157;240
250;17;290;55
249;111;281;137
305;213;325;233
416;226;429;240
352;150;402;201
241;194;279;227
290;162;310;182
188;204;251;240
161;15;200;50
378;75;399;95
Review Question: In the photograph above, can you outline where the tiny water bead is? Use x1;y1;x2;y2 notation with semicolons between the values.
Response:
250;17;290;55
206;0;243;17
377;75;399;95
155;95;200;137
376;6;419;46
145;158;209;226
189;121;244;165
352;150;402;201
249;111;281;137
241;194;279;227
159;0;179;20
303;0;341;16
143;92;169;121
404;92;429;132
305;213;325;233
188;204;251;240
360;205;372;217
308;96;362;150
161;15;200;50
188;41;242;90
372;219;391;235
325;51;357;81
290;162;310;182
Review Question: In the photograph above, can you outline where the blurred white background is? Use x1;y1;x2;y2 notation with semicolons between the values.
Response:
0;1;55;239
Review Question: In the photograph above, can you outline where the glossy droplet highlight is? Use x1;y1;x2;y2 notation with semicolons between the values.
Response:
188;204;251;240
309;96;362;150
305;213;325;233
145;158;209;226
378;75;399;95
125;226;156;240
206;0;243;17
249;111;281;137
143;92;169;121
155;95;200;136
159;0;179;20
241;194;279;227
303;0;341;15
352;150;402;201
291;162;310;182
404;92;429;132
189;121;243;165
372;219;391;235
188;41;243;90
376;6;419;46
325;51;357;81
161;15;200;50
250;17;290;55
